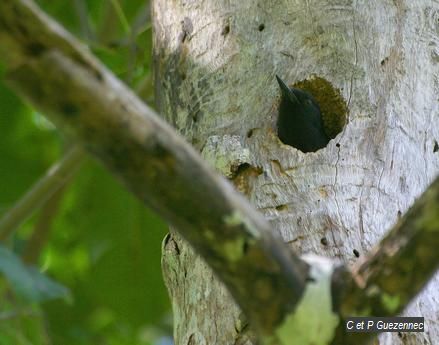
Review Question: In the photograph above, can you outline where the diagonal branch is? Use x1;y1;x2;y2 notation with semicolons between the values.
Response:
331;175;439;344
353;175;439;315
0;0;308;335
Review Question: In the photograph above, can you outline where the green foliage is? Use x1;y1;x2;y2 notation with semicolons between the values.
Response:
42;160;170;345
37;0;153;88
0;1;171;344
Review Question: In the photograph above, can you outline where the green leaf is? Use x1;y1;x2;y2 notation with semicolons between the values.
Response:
0;245;70;303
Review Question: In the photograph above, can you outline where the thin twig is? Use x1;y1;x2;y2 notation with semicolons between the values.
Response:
0;146;85;241
22;185;66;264
73;0;94;41
109;0;130;34
0;308;41;320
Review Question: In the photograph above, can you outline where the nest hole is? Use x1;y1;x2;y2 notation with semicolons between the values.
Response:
276;75;347;152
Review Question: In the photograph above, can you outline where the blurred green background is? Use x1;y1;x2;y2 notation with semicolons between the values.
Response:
0;1;172;344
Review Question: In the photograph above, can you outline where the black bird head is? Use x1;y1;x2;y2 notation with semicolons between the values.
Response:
276;75;329;153
276;75;300;105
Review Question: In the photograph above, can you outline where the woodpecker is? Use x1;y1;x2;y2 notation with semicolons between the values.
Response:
276;75;329;153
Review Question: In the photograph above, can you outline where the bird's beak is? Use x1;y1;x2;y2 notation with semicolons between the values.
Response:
276;75;299;104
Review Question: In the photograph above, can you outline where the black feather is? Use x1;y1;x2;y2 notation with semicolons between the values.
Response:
276;75;329;152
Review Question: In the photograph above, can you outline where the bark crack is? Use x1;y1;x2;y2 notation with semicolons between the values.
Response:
347;1;359;113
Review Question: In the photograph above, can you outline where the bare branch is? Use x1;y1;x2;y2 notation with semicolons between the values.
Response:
353;175;439;315
330;175;439;345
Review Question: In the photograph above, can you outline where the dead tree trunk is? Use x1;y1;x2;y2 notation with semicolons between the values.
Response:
153;1;439;344
0;0;437;343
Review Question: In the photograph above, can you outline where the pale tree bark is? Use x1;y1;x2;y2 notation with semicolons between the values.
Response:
153;1;439;344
